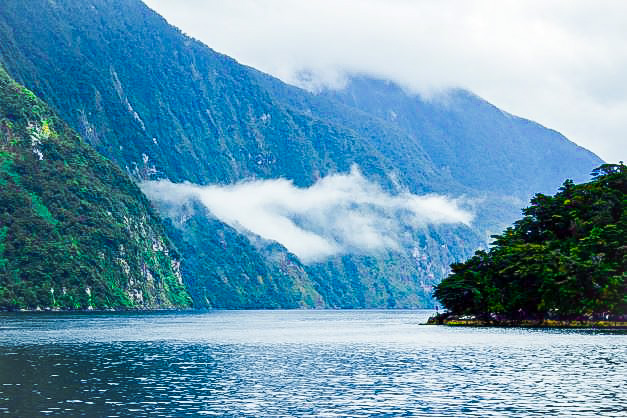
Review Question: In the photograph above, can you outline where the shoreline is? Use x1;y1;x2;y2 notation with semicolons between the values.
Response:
0;307;435;313
426;315;627;329
0;307;197;313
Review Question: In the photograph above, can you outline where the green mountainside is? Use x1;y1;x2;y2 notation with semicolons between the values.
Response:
0;0;403;188
0;67;190;310
255;74;603;234
316;76;600;198
0;0;604;309
434;164;626;319
155;200;324;308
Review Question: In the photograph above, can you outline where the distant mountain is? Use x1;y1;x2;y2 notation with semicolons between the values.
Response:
0;66;190;310
254;74;603;233
0;0;603;309
317;76;600;198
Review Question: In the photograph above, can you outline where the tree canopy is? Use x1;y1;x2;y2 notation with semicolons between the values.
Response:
434;164;626;319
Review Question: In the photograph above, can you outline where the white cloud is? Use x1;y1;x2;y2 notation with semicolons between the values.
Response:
143;0;627;162
141;167;473;262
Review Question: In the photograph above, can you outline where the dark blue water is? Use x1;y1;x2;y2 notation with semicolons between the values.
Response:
1;310;625;416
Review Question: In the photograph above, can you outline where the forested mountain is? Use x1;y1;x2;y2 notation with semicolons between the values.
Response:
435;164;626;319
0;0;604;309
255;74;602;233
0;67;190;310
317;76;599;198
0;0;402;188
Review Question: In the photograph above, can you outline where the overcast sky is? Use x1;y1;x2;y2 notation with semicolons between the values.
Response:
144;0;626;163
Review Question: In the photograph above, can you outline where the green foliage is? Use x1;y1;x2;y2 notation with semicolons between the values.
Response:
435;164;627;318
0;225;7;267
28;191;57;225
0;66;191;310
161;203;322;308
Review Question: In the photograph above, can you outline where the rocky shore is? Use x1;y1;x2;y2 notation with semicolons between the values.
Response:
426;313;627;329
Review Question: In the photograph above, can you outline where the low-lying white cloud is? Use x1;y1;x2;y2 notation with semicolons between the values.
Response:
141;167;473;262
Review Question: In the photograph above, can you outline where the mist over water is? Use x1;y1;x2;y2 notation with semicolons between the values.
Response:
1;311;625;416
142;167;473;262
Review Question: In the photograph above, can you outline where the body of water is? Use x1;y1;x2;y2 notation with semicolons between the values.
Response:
0;310;625;416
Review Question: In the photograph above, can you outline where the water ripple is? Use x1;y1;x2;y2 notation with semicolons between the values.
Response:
0;311;625;416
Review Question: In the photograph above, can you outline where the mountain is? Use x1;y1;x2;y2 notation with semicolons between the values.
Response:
254;74;603;234
317;76;600;198
0;0;402;188
0;0;604;309
154;199;324;308
0;66;190;310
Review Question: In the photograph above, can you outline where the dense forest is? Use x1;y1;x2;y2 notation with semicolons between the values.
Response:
434;164;626;320
0;66;190;310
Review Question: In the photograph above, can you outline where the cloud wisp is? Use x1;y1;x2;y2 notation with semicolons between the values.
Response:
141;167;473;263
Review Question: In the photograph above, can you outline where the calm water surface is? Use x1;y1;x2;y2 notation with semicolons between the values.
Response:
0;310;625;417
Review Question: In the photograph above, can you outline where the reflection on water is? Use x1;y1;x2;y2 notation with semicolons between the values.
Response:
1;310;625;416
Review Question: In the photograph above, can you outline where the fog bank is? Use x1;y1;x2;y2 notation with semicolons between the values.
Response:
142;167;473;262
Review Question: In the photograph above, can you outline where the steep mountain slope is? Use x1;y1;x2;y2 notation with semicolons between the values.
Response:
0;0;434;190
0;0;475;309
316;76;601;198
0;0;603;308
252;74;603;233
0;67;190;310
154;199;324;308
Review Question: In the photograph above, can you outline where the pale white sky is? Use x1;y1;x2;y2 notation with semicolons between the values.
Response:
144;0;627;162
